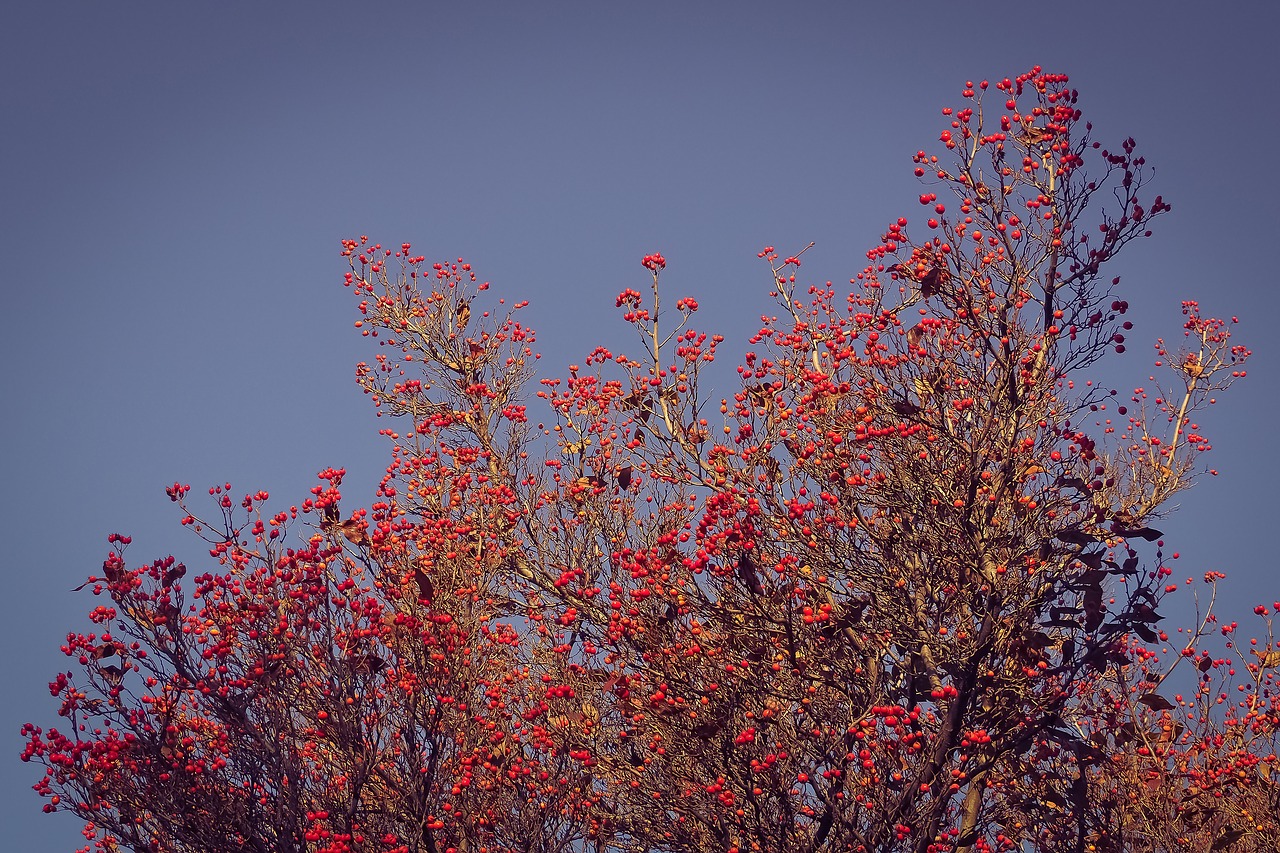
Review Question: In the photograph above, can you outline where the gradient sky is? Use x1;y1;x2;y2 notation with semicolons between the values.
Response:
3;3;1278;849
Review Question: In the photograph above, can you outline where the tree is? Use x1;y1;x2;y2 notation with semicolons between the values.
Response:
23;67;1279;853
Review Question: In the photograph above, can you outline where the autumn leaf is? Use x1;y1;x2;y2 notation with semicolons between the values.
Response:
1212;827;1247;850
615;465;633;489
339;519;369;546
345;654;385;675
412;567;434;603
1137;692;1175;712
1250;647;1280;669
736;552;765;596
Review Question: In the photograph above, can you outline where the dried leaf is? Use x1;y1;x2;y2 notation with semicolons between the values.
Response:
691;719;721;739
93;643;123;660
746;384;776;412
346;654;385;675
890;399;920;417
620;389;646;411
736;552;765;596
413;568;434;603
1133;623;1158;643
1118;526;1163;542
1059;528;1099;547
1212;827;1247;850
1083;586;1105;632
1016;121;1054;146
1249;648;1280;669
1138;692;1175;712
99;664;126;686
1077;552;1104;571
917;266;945;298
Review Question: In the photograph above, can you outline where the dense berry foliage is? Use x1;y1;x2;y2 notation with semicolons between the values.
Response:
24;68;1278;853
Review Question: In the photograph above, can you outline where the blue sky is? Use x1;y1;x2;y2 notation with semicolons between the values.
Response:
3;3;1278;849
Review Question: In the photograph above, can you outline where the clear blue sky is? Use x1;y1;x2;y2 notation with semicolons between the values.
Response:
3;3;1277;849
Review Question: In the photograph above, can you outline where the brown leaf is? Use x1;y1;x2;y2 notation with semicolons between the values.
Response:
1212;827;1247;850
1058;528;1099;547
99;664;126;686
456;302;471;329
93;643;123;660
1083;586;1105;632
691;719;722;739
1113;525;1163;542
346;654;386;675
339;519;369;546
737;552;765;596
1126;603;1161;624
1041;791;1066;811
1138;692;1175;712
619;389;647;411
413;568;434;603
1250;648;1280;669
917;266;945;298
1016;121;1054;146
886;262;945;298
746;383;776;412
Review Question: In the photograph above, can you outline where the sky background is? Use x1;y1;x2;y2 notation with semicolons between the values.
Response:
3;3;1278;849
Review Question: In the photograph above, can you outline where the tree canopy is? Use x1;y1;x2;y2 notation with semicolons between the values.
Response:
23;67;1279;853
